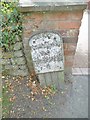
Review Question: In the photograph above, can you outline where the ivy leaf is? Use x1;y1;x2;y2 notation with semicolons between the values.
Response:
1;2;23;51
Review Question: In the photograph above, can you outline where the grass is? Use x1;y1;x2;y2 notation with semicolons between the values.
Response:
2;84;11;118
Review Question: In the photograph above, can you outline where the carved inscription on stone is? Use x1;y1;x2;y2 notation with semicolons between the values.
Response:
29;32;64;74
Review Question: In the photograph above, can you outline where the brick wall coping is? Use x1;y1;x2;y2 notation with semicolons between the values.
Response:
19;2;87;12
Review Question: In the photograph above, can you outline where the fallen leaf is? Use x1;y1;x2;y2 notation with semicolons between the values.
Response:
9;96;16;102
45;96;49;99
31;97;35;101
31;91;34;95
9;98;13;102
42;107;47;111
2;76;5;79
12;96;16;100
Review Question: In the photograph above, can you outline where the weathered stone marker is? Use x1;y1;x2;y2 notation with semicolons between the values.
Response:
29;31;64;90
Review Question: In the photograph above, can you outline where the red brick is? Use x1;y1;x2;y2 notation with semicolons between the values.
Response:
65;60;73;67
23;20;43;30
57;21;81;29
63;43;68;50
63;37;78;43
31;20;58;31
67;43;77;51
70;11;83;20
64;43;77;50
44;11;82;21
59;29;79;37
23;12;44;21
64;43;76;56
44;11;71;21
22;20;33;26
65;56;74;62
64;50;75;56
41;21;57;30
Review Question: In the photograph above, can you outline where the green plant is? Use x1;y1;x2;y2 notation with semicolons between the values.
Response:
2;85;11;118
51;85;57;93
1;1;23;51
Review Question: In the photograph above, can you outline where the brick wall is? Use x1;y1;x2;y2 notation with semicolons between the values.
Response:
22;10;84;75
1;4;86;77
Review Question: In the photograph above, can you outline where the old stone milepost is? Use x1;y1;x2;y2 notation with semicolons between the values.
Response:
29;32;65;89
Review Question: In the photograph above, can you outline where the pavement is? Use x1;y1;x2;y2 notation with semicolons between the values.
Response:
72;9;89;75
8;74;88;118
